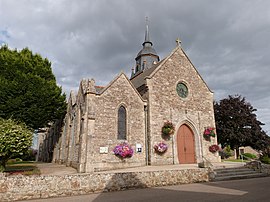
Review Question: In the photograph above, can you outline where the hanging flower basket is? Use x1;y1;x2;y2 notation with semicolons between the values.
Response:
154;142;168;154
203;127;216;139
209;144;220;153
113;142;133;158
162;121;175;136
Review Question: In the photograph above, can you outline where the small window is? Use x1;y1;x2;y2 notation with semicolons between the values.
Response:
118;106;127;140
136;64;139;72
176;82;188;98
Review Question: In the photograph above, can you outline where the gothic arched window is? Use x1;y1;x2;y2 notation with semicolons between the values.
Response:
118;106;127;140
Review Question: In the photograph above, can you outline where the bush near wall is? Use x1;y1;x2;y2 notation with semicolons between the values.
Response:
261;156;270;164
242;153;257;160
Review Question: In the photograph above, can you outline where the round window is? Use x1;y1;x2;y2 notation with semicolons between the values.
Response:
176;82;188;98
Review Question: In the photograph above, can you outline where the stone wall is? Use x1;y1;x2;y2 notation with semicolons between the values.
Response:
38;119;64;163
0;168;209;201
261;163;270;174
246;161;270;175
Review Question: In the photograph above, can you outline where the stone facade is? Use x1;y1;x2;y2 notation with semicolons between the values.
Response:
0;168;209;201
38;120;63;163
39;37;220;172
141;47;219;165
45;74;147;173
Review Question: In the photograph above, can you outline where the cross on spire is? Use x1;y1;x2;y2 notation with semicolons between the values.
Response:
176;38;181;47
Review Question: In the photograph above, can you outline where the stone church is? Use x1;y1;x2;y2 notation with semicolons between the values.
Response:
39;24;220;173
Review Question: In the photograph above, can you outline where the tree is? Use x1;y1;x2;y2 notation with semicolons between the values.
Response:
214;95;270;158
0;45;66;129
0;118;33;171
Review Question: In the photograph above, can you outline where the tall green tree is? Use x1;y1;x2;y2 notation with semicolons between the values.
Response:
214;95;270;157
0;45;66;129
0;118;33;171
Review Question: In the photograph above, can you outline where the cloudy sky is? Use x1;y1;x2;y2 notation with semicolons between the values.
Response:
0;0;269;134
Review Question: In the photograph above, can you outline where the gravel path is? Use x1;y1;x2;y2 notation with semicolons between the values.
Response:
36;163;77;176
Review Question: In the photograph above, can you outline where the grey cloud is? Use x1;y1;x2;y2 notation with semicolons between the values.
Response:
0;0;269;133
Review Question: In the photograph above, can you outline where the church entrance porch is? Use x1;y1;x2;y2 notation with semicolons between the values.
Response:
177;124;196;164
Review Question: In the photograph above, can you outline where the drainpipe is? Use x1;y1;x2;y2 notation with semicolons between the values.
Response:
144;104;149;165
172;132;175;164
170;108;175;164
198;111;204;163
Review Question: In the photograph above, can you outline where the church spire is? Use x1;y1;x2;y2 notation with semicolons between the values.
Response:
131;17;160;79
143;17;152;46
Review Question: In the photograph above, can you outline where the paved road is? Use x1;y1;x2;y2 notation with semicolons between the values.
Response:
19;177;270;202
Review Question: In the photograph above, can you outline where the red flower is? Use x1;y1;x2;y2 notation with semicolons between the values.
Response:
209;144;220;153
204;127;216;137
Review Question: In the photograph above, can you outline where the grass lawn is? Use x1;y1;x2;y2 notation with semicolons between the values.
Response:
223;159;250;163
5;161;40;175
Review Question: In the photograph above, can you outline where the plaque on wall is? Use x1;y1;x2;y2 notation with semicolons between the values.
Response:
99;147;108;154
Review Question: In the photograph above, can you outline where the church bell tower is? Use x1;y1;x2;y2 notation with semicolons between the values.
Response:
131;19;160;78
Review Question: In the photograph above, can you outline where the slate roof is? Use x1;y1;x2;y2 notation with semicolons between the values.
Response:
136;45;158;59
130;58;165;89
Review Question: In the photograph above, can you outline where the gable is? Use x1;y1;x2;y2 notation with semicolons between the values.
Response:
100;72;145;103
149;46;212;93
144;45;215;114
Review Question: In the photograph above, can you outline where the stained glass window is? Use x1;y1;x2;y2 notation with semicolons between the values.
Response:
118;106;127;140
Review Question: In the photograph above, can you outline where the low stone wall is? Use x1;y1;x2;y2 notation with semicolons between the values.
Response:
245;161;270;175
261;163;270;174
0;168;208;201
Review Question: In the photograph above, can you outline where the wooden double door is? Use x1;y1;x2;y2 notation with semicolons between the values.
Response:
177;124;196;164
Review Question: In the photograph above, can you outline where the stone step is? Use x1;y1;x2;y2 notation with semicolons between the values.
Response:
216;170;258;177
214;166;248;172
211;166;268;181
213;172;268;181
214;167;254;175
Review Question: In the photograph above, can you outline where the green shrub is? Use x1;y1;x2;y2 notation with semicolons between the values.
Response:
12;149;37;161
0;118;33;170
261;156;270;164
220;146;234;159
242;153;257;160
15;158;22;162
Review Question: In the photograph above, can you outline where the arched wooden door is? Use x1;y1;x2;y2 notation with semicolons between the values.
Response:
177;124;196;164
